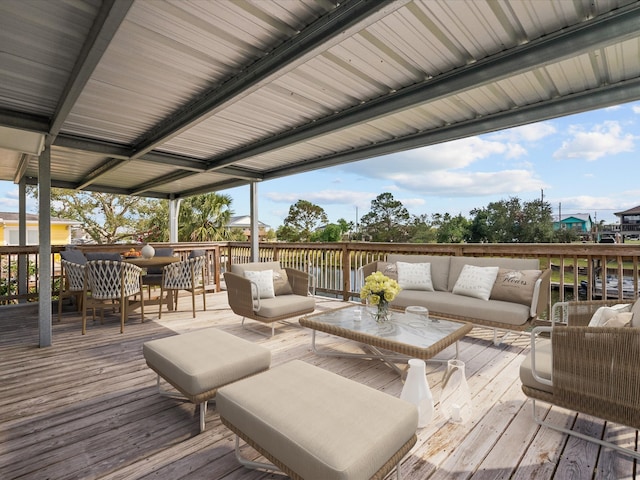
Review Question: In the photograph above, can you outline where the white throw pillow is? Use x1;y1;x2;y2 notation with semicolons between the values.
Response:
396;262;434;291
244;269;275;299
588;304;632;327
452;265;499;301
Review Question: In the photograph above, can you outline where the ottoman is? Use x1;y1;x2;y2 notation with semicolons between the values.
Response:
217;360;418;480
142;328;271;432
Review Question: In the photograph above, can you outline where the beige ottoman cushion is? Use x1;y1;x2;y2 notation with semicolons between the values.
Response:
143;328;271;402
217;360;418;480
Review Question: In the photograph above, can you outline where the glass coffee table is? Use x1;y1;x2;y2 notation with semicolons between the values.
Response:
299;304;472;374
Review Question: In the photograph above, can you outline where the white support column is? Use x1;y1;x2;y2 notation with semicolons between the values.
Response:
38;143;52;347
250;183;259;262
169;197;181;243
18;178;28;303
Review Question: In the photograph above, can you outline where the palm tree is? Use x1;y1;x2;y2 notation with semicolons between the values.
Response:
179;193;235;242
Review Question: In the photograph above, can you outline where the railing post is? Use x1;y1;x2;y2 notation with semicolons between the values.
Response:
342;244;351;301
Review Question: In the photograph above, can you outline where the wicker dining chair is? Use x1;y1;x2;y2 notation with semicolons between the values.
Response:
159;255;207;318
58;259;86;321
82;260;144;334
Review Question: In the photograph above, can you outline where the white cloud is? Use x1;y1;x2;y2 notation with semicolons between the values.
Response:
553;121;635;161
350;136;512;176
633;104;640;114
490;122;557;142
265;189;374;209
392;169;547;197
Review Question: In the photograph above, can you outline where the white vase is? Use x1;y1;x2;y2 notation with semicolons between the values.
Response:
141;244;155;259
400;358;434;428
440;359;472;423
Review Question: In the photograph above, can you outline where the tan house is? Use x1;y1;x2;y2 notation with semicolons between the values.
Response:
228;215;271;241
0;212;79;246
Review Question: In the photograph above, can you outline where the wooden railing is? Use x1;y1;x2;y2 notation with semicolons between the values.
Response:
3;242;640;314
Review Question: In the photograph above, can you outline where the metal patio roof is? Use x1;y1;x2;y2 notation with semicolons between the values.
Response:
1;0;639;200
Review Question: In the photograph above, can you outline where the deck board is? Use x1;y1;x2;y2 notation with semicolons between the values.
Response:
1;293;637;479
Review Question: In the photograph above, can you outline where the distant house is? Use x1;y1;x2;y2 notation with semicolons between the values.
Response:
553;213;593;233
227;215;271;241
0;212;79;245
614;205;640;231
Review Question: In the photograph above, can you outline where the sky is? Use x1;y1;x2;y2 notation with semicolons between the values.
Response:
1;99;639;230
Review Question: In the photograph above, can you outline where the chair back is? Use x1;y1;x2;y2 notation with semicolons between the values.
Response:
86;260;142;300
61;260;86;292
163;256;206;289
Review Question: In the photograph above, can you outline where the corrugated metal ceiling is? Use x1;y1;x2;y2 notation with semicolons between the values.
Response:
0;0;639;199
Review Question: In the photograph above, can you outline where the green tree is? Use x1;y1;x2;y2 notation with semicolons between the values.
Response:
407;214;437;243
281;200;328;242
434;213;470;243
311;223;343;242
360;192;410;242
469;197;554;243
42;188;158;244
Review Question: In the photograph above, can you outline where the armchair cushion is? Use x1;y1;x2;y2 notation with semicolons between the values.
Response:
631;297;640;327
273;268;293;296
588;303;632;326
519;339;553;394
244;270;275;299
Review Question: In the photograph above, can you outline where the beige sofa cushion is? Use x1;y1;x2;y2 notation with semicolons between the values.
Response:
255;294;316;320
217;360;418;480
520;340;553;394
388;254;451;291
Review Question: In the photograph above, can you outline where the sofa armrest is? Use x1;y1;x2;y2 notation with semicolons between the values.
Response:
361;261;381;279
531;268;552;318
284;268;312;296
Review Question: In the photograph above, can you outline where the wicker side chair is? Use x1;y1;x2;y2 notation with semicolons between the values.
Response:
159;255;207;318
82;260;144;335
520;299;640;460
58;259;86;321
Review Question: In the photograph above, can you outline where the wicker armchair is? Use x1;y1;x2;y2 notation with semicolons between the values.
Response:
224;261;315;336
82;260;144;335
159;255;207;318
520;299;640;459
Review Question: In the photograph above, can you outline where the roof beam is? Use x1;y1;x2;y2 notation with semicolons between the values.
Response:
49;0;134;139
261;77;640;179
204;4;640;171
0;109;49;133
128;0;407;159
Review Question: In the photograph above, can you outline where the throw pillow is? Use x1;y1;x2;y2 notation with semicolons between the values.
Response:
243;270;275;299
602;312;633;327
377;261;398;281
490;269;542;306
273;268;293;296
588;304;632;327
452;265;499;301
396;262;434;291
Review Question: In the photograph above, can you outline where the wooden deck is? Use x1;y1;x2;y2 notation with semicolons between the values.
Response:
1;292;637;480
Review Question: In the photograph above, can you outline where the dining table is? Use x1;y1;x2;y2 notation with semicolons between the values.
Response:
123;256;181;312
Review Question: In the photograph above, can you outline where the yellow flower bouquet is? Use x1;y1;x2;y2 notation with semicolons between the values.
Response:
360;271;401;322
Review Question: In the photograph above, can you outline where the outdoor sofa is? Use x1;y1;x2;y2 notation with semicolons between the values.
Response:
362;254;551;335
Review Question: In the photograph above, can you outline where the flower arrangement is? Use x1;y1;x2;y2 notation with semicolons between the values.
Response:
360;271;401;322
